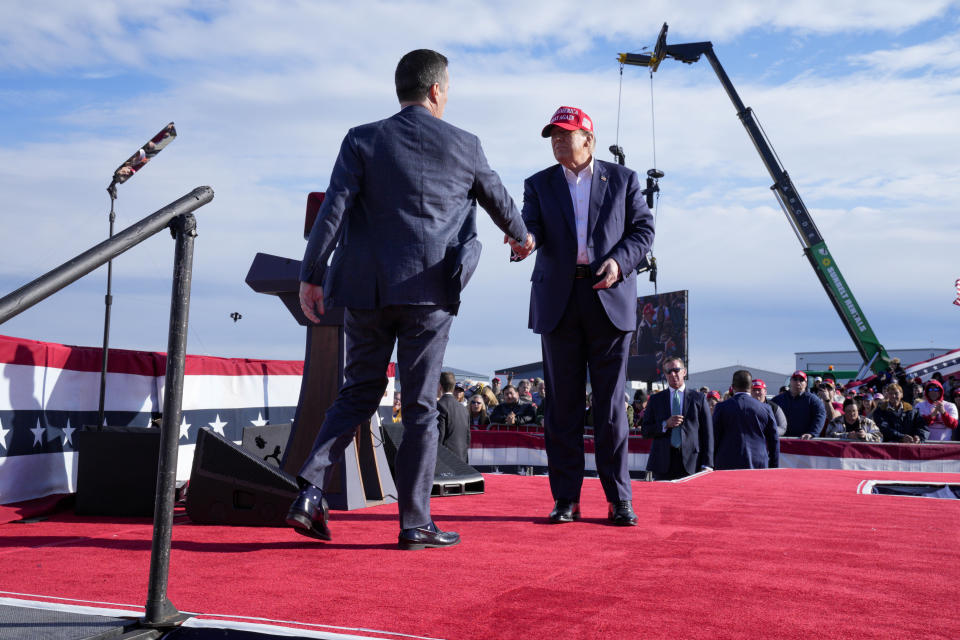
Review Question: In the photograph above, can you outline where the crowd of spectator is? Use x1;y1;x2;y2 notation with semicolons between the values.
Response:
690;368;960;444
391;365;960;447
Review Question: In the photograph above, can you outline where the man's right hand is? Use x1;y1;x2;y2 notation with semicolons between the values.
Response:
506;412;517;425
300;281;325;323
505;233;535;260
666;415;684;429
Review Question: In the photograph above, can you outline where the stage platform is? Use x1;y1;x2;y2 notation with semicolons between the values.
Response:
1;470;959;639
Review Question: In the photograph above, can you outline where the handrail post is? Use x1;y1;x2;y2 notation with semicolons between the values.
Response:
142;212;197;628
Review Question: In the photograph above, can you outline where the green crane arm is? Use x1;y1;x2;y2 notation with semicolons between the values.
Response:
620;24;890;377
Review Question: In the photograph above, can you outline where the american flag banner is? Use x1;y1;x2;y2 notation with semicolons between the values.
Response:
0;334;304;504
954;278;960;306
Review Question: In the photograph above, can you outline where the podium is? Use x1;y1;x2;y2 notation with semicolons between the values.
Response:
245;250;396;510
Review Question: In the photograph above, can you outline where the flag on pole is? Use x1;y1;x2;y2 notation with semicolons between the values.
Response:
955;278;960;306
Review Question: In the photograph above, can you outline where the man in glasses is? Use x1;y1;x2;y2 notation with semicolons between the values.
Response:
641;357;714;480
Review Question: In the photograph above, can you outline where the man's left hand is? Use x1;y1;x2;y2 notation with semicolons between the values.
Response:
593;258;621;290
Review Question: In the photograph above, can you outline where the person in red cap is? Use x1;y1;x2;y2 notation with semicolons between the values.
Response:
634;302;659;357
706;390;722;412
749;378;787;436
509;105;655;526
770;371;827;438
490;376;503;400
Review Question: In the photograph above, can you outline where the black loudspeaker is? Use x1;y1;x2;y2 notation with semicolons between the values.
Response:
241;423;292;468
381;424;484;497
186;427;298;526
75;427;160;517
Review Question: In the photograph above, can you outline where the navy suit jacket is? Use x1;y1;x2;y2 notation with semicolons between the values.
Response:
640;387;714;475
522;160;655;333
713;393;780;470
437;393;470;463
300;105;527;310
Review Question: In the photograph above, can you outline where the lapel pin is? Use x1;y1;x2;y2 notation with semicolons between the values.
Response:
600;175;607;182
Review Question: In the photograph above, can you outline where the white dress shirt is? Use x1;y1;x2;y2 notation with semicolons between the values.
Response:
562;157;594;265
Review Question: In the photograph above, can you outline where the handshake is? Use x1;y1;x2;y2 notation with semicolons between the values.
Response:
504;233;535;262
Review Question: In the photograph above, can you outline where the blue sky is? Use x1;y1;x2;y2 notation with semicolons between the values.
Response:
1;0;958;378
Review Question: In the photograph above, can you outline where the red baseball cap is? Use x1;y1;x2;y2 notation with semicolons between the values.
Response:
541;106;594;138
708;390;721;401
791;370;807;380
752;379;766;390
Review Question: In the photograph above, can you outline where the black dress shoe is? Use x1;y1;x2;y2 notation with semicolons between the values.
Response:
398;522;460;550
286;492;331;541
548;500;581;523
608;500;638;526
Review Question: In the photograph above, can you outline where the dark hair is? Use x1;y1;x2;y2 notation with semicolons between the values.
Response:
502;384;517;394
662;356;685;370
395;49;448;102
439;371;456;393
843;397;858;409
731;369;752;392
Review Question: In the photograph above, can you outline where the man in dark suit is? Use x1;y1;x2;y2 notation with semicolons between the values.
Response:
437;371;469;463
640;357;713;480
511;106;655;526
713;370;780;470
286;49;531;550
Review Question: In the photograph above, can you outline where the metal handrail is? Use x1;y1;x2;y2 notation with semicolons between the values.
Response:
0;185;214;630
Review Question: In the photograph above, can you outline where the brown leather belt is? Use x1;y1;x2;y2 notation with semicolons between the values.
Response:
574;265;593;279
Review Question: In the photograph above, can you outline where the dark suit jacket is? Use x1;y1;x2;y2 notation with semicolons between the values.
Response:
300;105;527;310
713;393;780;470
641;386;714;475
522;160;655;333
437;393;470;463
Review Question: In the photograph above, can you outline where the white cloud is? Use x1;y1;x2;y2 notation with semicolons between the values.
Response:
848;32;960;72
2;2;959;376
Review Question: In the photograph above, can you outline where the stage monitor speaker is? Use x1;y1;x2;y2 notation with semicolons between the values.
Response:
186;427;299;526
241;423;292;468
380;423;484;497
75;426;160;517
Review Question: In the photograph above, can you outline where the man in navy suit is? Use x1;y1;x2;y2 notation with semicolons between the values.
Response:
512;106;655;526
437;371;470;463
713;370;780;470
286;50;531;550
641;357;714;480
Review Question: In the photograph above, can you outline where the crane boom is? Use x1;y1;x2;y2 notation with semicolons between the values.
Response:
620;24;890;377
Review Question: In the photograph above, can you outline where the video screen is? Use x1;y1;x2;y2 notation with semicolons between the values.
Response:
629;290;688;381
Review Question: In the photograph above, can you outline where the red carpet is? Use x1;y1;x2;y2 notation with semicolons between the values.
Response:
1;471;959;639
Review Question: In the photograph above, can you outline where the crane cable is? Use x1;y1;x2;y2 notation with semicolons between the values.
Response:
648;68;658;191
615;62;624;149
613;57;661;292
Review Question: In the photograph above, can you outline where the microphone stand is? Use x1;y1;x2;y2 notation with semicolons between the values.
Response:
97;181;119;430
